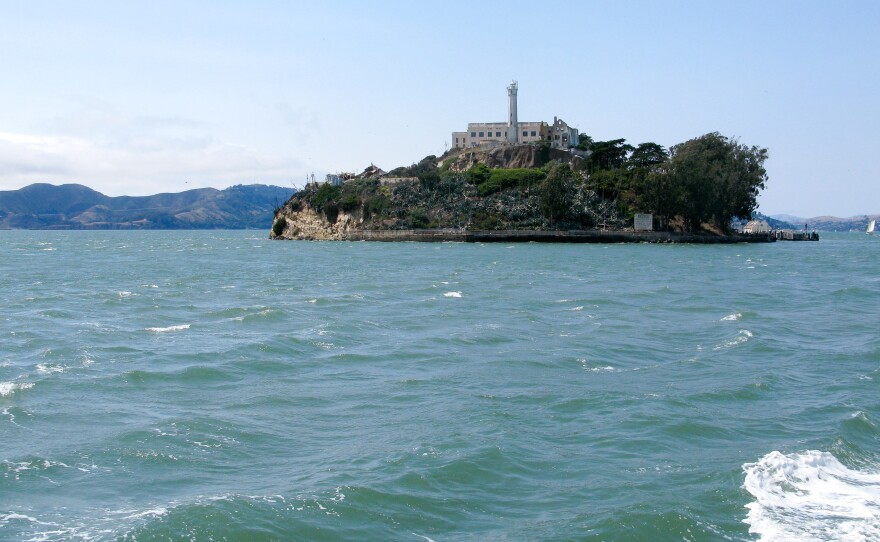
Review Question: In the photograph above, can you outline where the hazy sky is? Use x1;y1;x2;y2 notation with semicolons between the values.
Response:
1;1;878;217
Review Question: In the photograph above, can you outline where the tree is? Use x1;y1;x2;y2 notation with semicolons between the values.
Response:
627;142;668;170
576;133;594;151
665;133;768;232
588;139;634;172
540;164;576;222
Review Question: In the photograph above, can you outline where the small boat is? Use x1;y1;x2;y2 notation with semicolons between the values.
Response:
868;219;876;235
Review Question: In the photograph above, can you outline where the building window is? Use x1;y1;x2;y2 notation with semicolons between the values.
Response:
496;131;501;137
479;132;484;137
531;131;536;137
522;131;527;137
471;132;476;137
455;137;458;143
555;135;560;140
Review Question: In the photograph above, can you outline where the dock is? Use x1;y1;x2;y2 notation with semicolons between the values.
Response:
771;230;819;241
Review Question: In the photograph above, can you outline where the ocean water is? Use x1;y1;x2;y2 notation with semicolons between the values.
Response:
1;230;878;541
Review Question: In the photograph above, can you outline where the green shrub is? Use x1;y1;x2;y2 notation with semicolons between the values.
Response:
410;208;430;229
364;194;390;219
477;168;546;196
339;191;360;211
470;211;503;230
324;202;339;224
272;217;286;236
313;183;340;209
467;163;491;185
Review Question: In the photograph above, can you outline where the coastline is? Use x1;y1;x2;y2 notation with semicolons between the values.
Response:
337;229;774;244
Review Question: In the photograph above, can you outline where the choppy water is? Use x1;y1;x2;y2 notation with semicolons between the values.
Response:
1;231;878;541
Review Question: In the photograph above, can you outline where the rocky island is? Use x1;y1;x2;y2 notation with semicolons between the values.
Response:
271;132;773;244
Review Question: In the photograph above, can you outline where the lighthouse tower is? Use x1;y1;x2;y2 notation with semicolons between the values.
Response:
507;80;519;144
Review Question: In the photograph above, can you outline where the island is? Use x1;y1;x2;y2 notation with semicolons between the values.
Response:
271;135;772;244
271;81;773;243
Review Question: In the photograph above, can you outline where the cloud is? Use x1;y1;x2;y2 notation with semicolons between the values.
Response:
0;126;306;196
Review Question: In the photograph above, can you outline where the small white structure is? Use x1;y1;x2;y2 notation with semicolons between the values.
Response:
633;213;653;231
742;219;771;234
325;174;344;186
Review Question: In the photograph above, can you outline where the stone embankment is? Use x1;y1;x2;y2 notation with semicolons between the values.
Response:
272;204;773;244
337;229;773;244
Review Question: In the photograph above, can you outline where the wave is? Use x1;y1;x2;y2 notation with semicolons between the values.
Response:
443;291;462;298
145;324;190;333
743;450;880;541
713;329;753;350
0;381;33;397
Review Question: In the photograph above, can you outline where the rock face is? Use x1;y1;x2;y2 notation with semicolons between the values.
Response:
447;145;581;172
272;205;362;240
271;143;613;241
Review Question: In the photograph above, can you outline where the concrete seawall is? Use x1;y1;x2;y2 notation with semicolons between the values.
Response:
341;229;774;244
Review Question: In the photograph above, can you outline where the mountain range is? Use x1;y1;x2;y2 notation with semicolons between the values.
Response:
767;213;879;232
0;183;294;230
1;182;873;232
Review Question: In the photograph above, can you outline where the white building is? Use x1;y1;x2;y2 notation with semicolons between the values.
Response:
451;82;578;151
742;219;771;234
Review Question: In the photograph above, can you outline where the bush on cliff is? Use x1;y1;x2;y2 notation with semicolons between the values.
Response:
339;190;360;212
477;168;546;196
272;217;286;236
363;193;390;220
324;202;339;224
539;164;577;222
312;183;340;210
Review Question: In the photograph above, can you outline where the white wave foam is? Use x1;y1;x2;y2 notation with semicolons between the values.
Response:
578;359;616;372
145;324;190;333
118;291;133;298
0;382;33;397
714;329;753;350
743;450;880;541
36;363;65;374
443;291;462;298
120;506;168;520
721;312;742;321
0;512;43;525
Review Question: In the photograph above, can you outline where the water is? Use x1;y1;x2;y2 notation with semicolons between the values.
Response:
1;231;878;541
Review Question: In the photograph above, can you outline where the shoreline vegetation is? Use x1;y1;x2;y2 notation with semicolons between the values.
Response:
272;132;772;244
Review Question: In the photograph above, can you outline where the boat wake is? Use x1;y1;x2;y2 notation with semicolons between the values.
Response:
743;450;880;541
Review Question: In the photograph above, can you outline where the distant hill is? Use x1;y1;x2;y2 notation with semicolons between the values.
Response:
0;183;295;229
769;213;879;232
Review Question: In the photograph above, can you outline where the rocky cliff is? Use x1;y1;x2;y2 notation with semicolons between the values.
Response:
445;144;583;172
272;204;363;240
270;144;624;241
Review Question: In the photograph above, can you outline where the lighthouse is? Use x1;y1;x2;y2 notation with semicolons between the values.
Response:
507;80;518;144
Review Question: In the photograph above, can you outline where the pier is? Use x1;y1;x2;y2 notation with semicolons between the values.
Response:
771;230;819;241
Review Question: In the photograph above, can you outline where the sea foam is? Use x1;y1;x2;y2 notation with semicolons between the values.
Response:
0;382;33;397
146;324;190;333
743;450;880;541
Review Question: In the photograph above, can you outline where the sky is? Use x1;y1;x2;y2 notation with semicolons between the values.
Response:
1;1;878;217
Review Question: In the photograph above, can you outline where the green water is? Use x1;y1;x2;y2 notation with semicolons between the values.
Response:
1;231;878;541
